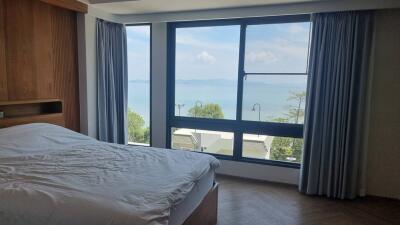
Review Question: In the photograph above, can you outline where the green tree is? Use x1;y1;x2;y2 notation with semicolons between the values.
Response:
270;136;303;163
269;91;306;162
285;91;306;123
188;103;224;119
127;108;150;144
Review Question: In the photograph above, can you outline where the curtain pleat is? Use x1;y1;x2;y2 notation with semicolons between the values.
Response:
300;11;374;199
96;19;128;144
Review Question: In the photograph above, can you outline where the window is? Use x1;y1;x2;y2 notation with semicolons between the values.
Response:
174;26;240;120
171;128;234;156
168;16;311;167
242;133;303;163
127;25;151;145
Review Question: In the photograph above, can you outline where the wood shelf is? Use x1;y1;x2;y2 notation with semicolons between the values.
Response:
0;113;65;128
0;99;65;128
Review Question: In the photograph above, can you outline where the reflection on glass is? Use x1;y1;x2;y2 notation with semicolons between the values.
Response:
127;25;151;145
245;22;311;74
175;26;240;119
242;75;307;124
171;128;234;156
242;133;303;163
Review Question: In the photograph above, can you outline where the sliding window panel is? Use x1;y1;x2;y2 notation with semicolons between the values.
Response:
174;26;240;120
244;22;311;74
242;133;304;163
127;25;151;145
242;75;307;124
171;127;234;156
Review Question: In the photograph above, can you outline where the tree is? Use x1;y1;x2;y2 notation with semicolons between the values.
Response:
127;108;150;144
270;136;303;163
285;91;306;123
188;103;224;119
269;91;306;162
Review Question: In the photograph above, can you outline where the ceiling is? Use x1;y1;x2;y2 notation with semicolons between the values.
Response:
82;0;330;15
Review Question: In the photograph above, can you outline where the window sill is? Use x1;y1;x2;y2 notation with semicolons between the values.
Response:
175;150;301;169
128;142;150;147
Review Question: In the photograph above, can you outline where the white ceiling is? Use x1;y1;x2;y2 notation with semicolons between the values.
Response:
83;0;330;15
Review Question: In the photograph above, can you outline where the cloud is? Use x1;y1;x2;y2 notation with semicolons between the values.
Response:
196;51;216;64
127;26;150;36
287;23;308;34
176;33;237;52
247;51;277;64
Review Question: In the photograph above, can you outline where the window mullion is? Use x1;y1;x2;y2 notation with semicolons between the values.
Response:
233;23;247;161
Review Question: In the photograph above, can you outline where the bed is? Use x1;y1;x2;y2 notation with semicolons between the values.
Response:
0;123;219;225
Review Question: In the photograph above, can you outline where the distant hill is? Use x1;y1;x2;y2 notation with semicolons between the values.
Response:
129;79;305;88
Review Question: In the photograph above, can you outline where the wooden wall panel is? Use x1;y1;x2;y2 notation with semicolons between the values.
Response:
0;0;7;101
0;0;80;131
33;1;55;99
4;0;37;100
50;6;80;131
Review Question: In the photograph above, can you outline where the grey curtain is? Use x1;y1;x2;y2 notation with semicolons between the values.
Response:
96;19;128;144
300;11;374;199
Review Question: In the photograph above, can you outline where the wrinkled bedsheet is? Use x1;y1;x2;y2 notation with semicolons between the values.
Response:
0;123;219;225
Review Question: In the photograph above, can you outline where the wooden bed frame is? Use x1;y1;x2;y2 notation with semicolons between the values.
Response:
0;99;219;225
183;183;219;225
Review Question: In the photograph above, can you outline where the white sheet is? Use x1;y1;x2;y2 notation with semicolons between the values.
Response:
0;123;219;225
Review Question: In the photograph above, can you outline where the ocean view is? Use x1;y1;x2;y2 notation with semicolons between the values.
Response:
128;78;307;126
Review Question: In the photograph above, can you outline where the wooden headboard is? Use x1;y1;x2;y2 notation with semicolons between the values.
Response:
0;99;65;128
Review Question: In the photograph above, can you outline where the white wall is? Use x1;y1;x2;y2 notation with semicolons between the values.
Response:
77;6;123;138
77;13;97;138
365;9;400;200
217;160;299;185
151;23;168;148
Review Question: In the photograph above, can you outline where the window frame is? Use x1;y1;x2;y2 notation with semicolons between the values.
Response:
126;23;153;147
167;15;311;168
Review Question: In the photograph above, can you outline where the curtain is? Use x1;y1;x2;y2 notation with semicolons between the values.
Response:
300;11;374;199
96;19;128;144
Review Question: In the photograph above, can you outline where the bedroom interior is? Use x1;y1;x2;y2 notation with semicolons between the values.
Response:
0;0;399;225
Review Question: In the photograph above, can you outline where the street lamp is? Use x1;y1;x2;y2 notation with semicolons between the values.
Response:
252;103;261;137
252;103;261;122
175;103;185;116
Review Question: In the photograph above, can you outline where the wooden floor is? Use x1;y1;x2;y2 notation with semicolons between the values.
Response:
216;175;400;225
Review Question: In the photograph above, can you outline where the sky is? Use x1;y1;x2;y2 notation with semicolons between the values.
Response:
126;22;311;82
126;25;151;81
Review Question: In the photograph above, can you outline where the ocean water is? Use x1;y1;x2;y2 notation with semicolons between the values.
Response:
128;79;307;127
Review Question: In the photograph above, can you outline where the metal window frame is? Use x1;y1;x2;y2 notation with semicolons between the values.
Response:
125;23;153;147
167;14;311;169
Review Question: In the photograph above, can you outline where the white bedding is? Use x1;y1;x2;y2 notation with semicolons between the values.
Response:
0;123;219;225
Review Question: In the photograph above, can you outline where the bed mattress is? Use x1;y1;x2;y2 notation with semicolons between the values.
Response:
0;123;219;225
169;168;214;225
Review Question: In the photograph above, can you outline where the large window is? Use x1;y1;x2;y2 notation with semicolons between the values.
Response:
168;16;311;167
174;26;240;120
127;25;151;145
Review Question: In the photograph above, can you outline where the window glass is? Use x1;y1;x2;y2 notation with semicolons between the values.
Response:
171;128;234;156
127;25;151;145
245;22;311;74
175;26;240;120
169;19;312;166
243;133;303;163
242;75;307;124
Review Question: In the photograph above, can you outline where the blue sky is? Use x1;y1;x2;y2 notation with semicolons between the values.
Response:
127;22;311;82
126;25;151;81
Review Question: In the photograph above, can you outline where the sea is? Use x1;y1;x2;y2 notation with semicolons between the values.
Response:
128;79;307;127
